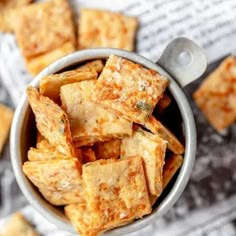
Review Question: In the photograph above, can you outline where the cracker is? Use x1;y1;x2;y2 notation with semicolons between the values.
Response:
3;212;39;236
193;56;236;132
65;203;103;236
82;157;151;231
150;154;183;205
26;86;75;156
78;9;138;51
61;81;132;146
156;94;171;114
79;60;104;73
23;158;84;205
145;116;184;154
25;41;76;76
81;147;96;163
12;0;75;58
94;139;121;160
0;104;13;153
40;66;97;102
121;128;166;196
28;147;66;161
92;55;168;124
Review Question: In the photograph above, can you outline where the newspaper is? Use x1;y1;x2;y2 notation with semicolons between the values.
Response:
1;0;236;235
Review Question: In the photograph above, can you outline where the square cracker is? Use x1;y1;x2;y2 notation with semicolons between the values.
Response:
26;86;75;157
3;213;39;236
61;80;132;146
82;157;151;230
25;41;76;76
92;55;168;124
39;62;97;102
94;139;121;160
78;9;138;51
193;56;236;132
12;0;75;58
145;116;185;154
0;104;13;153
150;154;183;205
121;127;166;196
23;158;84;205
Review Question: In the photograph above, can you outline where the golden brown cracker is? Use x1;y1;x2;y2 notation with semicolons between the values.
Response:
26;86;75;156
82;157;151;230
61;81;132;146
94;139;121;160
3;212;39;236
156;94;171;114
40;66;97;102
193;56;236;132
79;60;104;74
145;116;185;154
121;128;166;196
92;55;168;124
78;9;138;51
12;0;75;58
23;158;84;205
0;104;13;153
25;41;76;76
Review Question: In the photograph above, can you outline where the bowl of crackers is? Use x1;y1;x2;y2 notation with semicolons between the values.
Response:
10;39;206;235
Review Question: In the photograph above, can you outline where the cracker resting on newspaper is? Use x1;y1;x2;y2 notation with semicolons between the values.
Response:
0;104;13;153
92;55;168;124
82;157;151;233
121;127;166;196
193;56;236;132
78;9;138;51
26;86;75;156
23;158;84;205
61;80;132;146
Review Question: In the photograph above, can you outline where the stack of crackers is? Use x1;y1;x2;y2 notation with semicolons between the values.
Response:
0;0;138;76
23;55;185;236
194;56;236;132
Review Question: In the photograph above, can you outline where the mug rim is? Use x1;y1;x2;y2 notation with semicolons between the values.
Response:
10;48;196;235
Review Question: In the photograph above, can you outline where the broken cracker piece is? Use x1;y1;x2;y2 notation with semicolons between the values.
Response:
121;127;166;196
145;116;184;154
82;157;151;231
3;212;39;236
23;158;84;205
78;60;104;74
92;55;168;124
94;139;121;160
26;86;75;156
78;9;138;51
193;56;236;132
12;0;75;58
0;104;13;153
61;81;132;146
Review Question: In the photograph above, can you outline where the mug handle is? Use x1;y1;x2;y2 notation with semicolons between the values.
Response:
157;37;207;87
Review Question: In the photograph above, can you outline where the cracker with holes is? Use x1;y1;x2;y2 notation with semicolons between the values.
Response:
23;158;84;205
92;55;168;124
0;104;13;153
26;86;75;156
193;56;236;132
26;41;76;76
82;157;151;232
61;80;132;146
78;9;138;51
121;127;166;196
145;116;184;154
95;139;121;160
3;213;39;236
40;66;97;102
